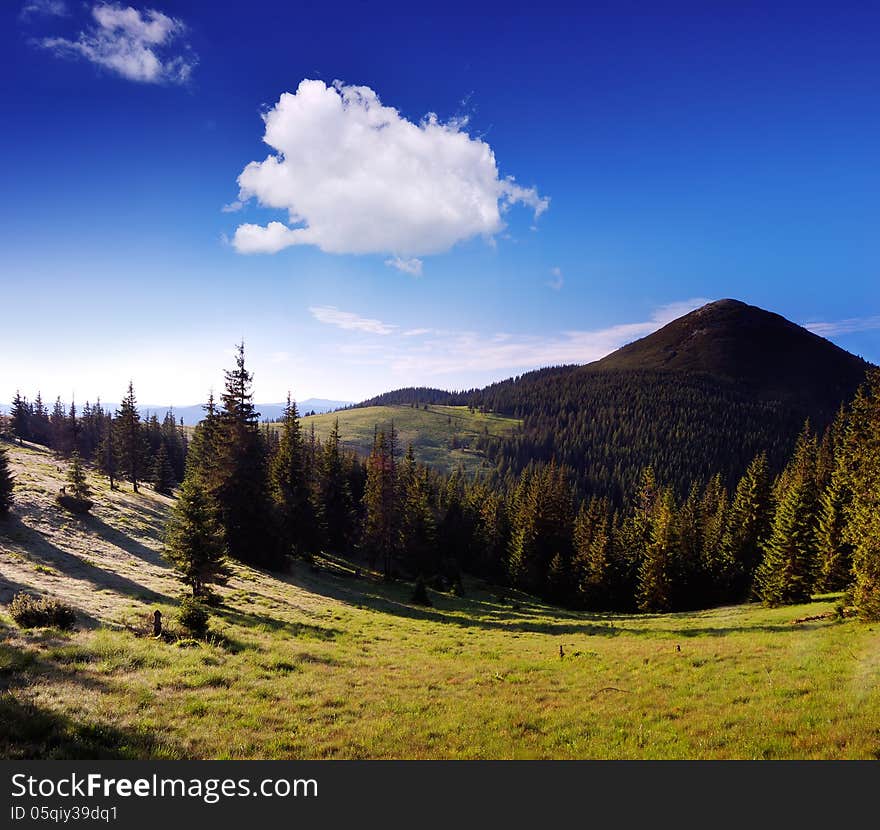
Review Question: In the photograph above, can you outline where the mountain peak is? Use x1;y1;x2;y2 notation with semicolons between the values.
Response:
589;298;870;414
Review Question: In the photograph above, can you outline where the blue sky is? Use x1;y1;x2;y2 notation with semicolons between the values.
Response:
2;0;878;405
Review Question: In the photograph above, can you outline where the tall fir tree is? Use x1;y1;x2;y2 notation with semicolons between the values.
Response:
214;344;278;568
722;452;772;600
164;474;229;599
10;392;30;444
754;423;820;605
270;394;317;557
637;487;677;612
398;445;437;576
843;369;880;619
319;418;355;554
115;382;145;492
152;443;177;496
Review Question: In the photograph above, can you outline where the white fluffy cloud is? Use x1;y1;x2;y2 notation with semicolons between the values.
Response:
232;80;549;266
39;4;196;84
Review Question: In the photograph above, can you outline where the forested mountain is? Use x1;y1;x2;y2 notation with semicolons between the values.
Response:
360;300;872;502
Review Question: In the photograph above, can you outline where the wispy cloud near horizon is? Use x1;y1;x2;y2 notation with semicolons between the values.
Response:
310;298;711;379
309;306;397;336
805;315;880;337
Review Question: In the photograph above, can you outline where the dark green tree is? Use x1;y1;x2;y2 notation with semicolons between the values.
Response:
152;443;177;496
164;475;229;599
843;370;880;618
115;382;145;492
214;344;278;568
270;394;317;557
319;418;355;554
722;452;772;600
0;444;14;514
754;424;819;605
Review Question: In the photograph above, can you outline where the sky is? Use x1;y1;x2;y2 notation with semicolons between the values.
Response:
2;0;879;406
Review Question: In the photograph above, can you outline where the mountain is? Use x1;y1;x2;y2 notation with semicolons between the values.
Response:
358;299;872;501
590;299;868;411
139;398;352;425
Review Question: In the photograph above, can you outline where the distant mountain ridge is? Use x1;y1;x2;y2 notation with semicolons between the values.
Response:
0;398;352;425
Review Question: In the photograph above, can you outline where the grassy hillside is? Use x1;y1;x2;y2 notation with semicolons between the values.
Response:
300;404;521;474
1;441;879;759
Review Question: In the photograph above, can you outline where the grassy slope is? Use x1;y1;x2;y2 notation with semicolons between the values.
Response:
299;405;520;474
1;441;879;760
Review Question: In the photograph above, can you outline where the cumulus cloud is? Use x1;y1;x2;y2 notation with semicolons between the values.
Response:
38;3;196;84
309;306;397;336
231;80;549;264
385;257;423;277
805;315;880;337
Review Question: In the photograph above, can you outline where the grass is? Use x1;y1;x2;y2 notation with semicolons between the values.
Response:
299;404;521;474
1;440;879;759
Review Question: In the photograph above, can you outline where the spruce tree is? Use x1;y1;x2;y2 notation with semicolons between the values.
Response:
10;392;30;444
57;450;93;514
270;394;316;557
164;475;229;599
214;344;277;568
115;382;145;492
364;429;397;575
722;452;772;600
152;443;177;496
637;488;677;612
0;444;14;515
754;424;819;605
398;445;437;576
843;370;880;618
319;418;355;554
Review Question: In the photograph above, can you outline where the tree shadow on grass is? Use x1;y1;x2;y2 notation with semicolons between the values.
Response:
275;564;624;637
0;628;181;759
0;515;174;607
83;513;166;567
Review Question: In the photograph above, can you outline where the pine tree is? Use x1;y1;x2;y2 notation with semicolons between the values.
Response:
214;344;278;568
319;418;355;554
815;446;853;592
364;429;398;575
398;445;437;576
57;450;93;514
843;370;880;618
754;424;820;605
638;488;677;612
572;497;613;609
0;444;14;514
270;394;316;557
115;382;145;492
10;392;30;444
152;443;177;496
722;452;772;600
96;412;117;489
164;475;229;599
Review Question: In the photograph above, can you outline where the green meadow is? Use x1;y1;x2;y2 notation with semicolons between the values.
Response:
299;404;521;474
1;442;878;760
